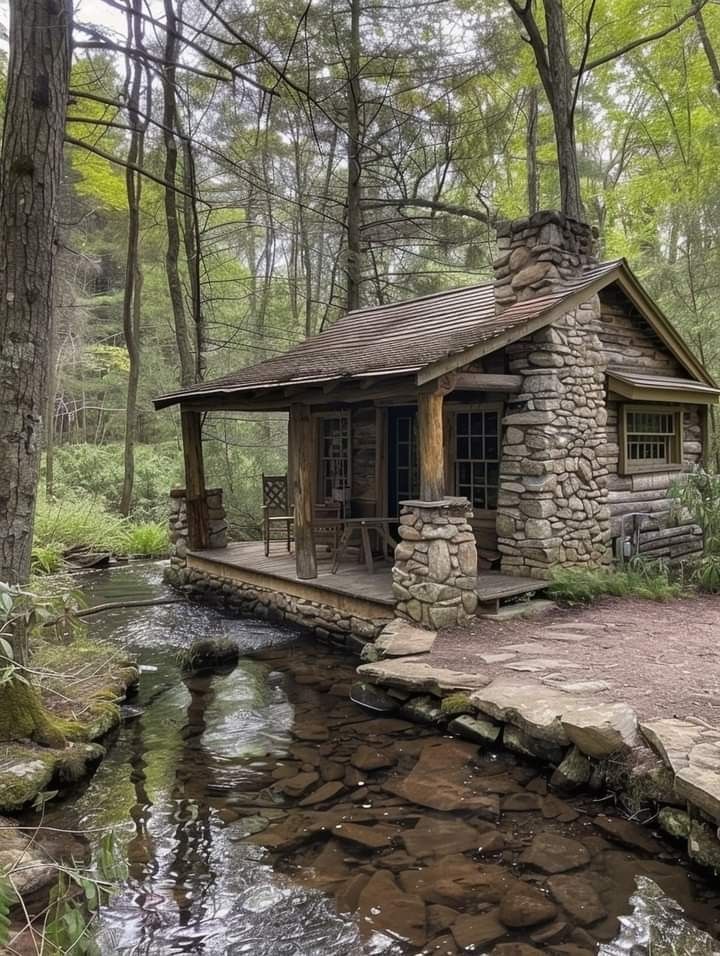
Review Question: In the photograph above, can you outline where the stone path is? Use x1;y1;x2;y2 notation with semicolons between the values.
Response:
355;608;720;871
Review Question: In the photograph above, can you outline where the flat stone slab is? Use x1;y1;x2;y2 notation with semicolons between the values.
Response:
676;766;720;823
470;678;638;757
478;599;557;621
639;718;706;774
543;679;611;694
505;658;581;673
375;619;436;657
357;658;491;695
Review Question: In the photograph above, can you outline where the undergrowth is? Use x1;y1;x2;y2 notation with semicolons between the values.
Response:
548;560;684;605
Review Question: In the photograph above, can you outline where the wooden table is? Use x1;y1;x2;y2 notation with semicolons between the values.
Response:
312;518;397;574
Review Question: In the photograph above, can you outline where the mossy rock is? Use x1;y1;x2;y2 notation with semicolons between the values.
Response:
178;637;240;674
0;745;58;812
55;742;105;784
440;692;475;718
0;679;68;748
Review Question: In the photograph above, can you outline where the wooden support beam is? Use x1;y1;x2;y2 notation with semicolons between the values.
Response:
289;403;317;579
417;389;445;501
451;372;523;393
180;407;209;550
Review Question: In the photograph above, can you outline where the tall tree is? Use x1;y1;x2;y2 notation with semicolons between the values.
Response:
0;0;73;593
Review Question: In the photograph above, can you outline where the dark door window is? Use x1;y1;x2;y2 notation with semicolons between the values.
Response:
388;406;418;516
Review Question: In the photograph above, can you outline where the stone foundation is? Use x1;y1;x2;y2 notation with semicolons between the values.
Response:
392;498;478;628
165;562;391;650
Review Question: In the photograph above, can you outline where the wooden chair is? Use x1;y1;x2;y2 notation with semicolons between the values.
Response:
313;501;342;558
262;474;294;556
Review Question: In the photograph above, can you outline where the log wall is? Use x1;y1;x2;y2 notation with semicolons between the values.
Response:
597;289;704;561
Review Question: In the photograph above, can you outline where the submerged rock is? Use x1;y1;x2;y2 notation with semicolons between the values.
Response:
599;876;720;955
448;714;502;746
178;637;239;673
499;883;557;928
519;832;591;874
547;874;607;926
349;680;398;713
551;746;591;791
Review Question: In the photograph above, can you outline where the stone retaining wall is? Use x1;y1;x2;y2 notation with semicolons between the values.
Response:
393;498;478;627
166;562;391;650
355;632;720;873
169;487;227;570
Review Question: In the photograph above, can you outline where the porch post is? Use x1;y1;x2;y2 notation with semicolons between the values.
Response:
417;388;445;501
180;407;210;550
289;403;317;580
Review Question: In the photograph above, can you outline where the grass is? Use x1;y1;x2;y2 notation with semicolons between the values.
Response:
33;498;169;568
547;560;685;605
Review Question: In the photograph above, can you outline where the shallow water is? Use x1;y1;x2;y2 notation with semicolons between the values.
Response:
35;564;720;955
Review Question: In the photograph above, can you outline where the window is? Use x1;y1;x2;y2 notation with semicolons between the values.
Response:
317;414;350;506
620;405;682;474
394;412;418;503
454;408;500;510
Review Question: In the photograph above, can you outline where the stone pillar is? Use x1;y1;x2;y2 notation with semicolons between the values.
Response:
492;211;611;578
168;487;227;574
392;497;478;628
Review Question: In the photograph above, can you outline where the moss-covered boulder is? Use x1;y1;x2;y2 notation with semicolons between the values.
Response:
0;745;58;812
178;637;239;674
0;679;69;748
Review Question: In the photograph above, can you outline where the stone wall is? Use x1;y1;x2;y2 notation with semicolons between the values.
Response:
168;563;390;649
494;212;611;578
392;498;478;627
168;487;227;572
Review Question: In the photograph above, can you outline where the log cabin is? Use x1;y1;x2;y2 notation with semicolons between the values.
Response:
154;211;719;636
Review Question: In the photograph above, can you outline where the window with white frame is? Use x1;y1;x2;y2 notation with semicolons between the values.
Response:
454;408;500;510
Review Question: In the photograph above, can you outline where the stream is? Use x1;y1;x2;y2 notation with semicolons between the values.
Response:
33;564;720;955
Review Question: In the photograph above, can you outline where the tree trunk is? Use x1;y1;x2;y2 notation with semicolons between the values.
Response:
346;0;362;312
119;1;148;517
526;86;539;214
0;0;73;593
162;0;195;388
694;5;720;96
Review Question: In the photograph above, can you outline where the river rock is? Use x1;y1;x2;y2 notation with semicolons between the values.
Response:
547;875;607;926
292;722;329;742
0;749;57;812
592;814;663;854
676;763;720;823
688;817;720;869
550;747;591;791
335;872;369;913
357;658;491;695
384;739;499;817
333;821;398;850
452;910;507;949
492;946;545;956
501;792;543;812
0;819;60;899
401;695;444;724
448;714;502;745
519;833;591;873
541;794;579;822
657;806;691;840
299;781;345;806
357;870;427;947
428;903;459;933
401;857;516;907
401;817;485;858
349;681;398;713
503;725;565;764
350;744;396;772
499;883;557;928
280;771;320;798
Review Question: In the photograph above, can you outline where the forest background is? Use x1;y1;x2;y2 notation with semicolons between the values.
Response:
9;0;720;565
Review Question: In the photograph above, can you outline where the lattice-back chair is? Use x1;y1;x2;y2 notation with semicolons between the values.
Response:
313;501;342;559
262;474;294;556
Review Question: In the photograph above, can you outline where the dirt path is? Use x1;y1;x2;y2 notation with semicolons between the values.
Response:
431;594;720;724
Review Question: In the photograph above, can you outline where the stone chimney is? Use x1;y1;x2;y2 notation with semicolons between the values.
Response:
493;210;599;312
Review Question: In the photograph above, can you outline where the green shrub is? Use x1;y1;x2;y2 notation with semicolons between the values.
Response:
31;543;65;575
671;470;720;592
548;560;683;605
122;522;169;556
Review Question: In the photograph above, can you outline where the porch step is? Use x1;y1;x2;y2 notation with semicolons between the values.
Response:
475;573;549;611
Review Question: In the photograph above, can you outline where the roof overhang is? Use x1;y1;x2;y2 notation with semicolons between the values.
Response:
607;369;720;405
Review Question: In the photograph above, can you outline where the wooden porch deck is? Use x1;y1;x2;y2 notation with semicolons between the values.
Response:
186;541;548;620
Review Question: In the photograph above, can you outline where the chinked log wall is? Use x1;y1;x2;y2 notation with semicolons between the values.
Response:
596;292;703;562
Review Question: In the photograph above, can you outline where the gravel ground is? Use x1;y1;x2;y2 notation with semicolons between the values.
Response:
431;594;720;724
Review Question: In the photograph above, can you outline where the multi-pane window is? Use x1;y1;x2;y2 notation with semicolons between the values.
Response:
318;415;350;505
622;406;681;473
395;413;418;502
455;410;500;510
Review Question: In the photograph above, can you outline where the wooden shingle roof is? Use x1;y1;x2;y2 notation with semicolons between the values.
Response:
154;259;713;409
